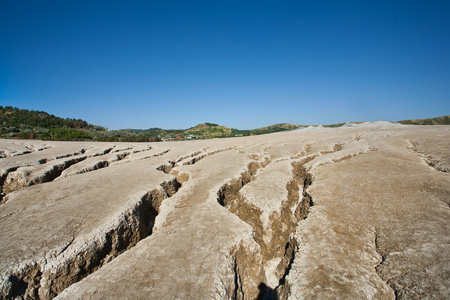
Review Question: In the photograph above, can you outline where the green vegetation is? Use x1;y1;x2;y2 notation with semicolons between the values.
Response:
0;106;102;130
4;106;447;142
322;123;346;128
0;107;248;141
0;106;106;141
0;106;160;142
249;123;301;135
399;115;450;125
185;123;242;139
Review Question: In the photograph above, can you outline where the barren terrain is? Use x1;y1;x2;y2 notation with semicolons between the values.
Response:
0;122;449;299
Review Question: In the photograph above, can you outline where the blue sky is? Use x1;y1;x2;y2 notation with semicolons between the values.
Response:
1;1;449;130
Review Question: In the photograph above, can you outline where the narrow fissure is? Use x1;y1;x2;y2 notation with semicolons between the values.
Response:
9;150;32;157
116;152;129;161
157;161;176;174
182;147;236;166
78;160;109;174
320;143;344;155
183;154;208;165
55;149;86;159
38;158;48;164
277;238;298;287
233;257;244;300
274;162;314;300
1;146;138;197
0;166;19;204
2;146;158;196
274;238;298;300
111;147;131;153
374;231;398;299
160;178;182;197
0;145;51;158
135;148;171;161
217;159;314;300
152;149;171;157
1;156;87;197
38;157;87;183
131;146;153;154
408;139;449;173
59;150;146;180
176;151;204;163
93;147;114;157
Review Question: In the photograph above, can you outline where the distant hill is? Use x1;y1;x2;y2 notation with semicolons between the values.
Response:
185;123;232;138
399;115;450;125
0;106;105;130
3;106;448;142
0;106;108;141
0;108;246;141
249;123;301;135
184;123;250;139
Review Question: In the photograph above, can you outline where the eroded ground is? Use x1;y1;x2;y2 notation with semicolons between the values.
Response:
0;122;449;299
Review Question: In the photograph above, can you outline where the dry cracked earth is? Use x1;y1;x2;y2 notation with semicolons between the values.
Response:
0;122;449;300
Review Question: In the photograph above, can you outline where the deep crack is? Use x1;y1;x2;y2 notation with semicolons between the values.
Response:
157;161;176;174
2;156;87;196
1;177;184;300
217;159;314;299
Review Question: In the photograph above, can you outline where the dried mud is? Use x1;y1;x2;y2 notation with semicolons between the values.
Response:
1;124;449;299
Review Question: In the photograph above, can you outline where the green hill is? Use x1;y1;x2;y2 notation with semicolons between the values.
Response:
399;115;450;125
249;123;301;135
0;107;303;141
185;123;235;139
0;108;245;141
5;106;447;142
0;106;107;141
0;106;161;142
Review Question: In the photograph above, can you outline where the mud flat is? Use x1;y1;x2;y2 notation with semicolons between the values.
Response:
0;122;449;299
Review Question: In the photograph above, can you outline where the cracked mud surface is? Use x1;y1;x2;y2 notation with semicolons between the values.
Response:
1;123;449;299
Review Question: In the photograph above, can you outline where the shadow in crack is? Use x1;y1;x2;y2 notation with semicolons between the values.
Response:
256;283;278;300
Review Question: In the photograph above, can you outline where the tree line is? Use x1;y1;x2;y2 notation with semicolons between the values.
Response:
0;106;159;142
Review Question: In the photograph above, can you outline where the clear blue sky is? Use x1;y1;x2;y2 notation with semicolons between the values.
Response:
1;1;449;129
